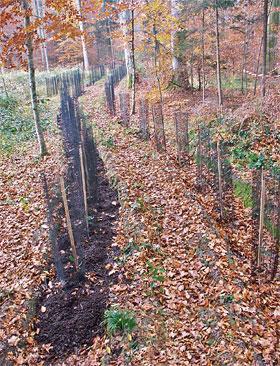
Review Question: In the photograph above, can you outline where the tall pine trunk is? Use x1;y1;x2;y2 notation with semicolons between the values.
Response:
22;0;47;156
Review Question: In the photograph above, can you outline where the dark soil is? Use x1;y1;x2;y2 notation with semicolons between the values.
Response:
35;154;119;363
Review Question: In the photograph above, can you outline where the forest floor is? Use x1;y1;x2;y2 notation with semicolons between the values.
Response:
0;79;279;365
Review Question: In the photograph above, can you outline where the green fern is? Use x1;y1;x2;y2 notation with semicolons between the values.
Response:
103;307;137;336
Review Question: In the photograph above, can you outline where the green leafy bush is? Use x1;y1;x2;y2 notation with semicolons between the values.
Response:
103;307;137;336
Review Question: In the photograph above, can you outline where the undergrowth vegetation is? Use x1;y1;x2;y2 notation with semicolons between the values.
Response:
103;307;137;336
0;71;60;155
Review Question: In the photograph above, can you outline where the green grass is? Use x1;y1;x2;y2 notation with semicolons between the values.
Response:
233;179;253;208
0;70;61;155
103;307;137;336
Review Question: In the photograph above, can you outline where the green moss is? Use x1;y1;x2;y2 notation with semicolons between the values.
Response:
233;179;253;208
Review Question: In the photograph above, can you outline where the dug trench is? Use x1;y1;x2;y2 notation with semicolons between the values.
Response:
34;152;120;362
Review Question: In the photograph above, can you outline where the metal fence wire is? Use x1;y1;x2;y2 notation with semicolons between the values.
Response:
152;102;166;152
187;123;279;280
43;81;98;283
88;65;105;86
104;64;127;115
174;109;189;165
139;98;150;140
45;69;85;98
119;92;130;127
252;168;280;279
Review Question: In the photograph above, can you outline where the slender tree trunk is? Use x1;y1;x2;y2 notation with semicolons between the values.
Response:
253;36;263;95
107;19;115;69
190;44;194;89
262;0;269;97
22;0;47;156
268;0;280;72
119;8;134;88
254;1;274;95
34;0;49;72
171;0;189;88
76;0;90;71
153;23;163;104
198;66;202;90
241;27;249;95
201;7;206;102
215;2;223;106
131;7;136;115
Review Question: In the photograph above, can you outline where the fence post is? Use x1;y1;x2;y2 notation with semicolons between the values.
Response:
42;174;65;284
271;175;280;280
196;126;203;189
257;167;265;268
60;176;79;272
79;145;89;235
217;139;224;220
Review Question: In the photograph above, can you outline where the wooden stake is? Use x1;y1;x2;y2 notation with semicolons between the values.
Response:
79;145;89;235
197;126;202;189
80;128;90;197
257;167;265;268
217;140;224;220
174;111;182;165
60;176;79;271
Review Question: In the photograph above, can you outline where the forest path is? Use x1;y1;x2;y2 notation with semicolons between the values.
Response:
71;81;279;365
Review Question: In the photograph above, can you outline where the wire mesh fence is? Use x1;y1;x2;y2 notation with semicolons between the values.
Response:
139;98;149;140
43;81;98;284
87;65;105;86
45;69;85;98
152;102;166;152
46;66;106;98
251;168;280;279
104;64;127;115
119;92;130;127
174;109;189;165
118;98;279;281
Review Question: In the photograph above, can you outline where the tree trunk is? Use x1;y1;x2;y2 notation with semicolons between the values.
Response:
262;0;269;97
131;7;136;115
119;8;134;88
253;36;263;96
34;0;49;72
171;0;189;88
241;27;249;95
215;1;223;106
153;24;163;104
22;0;47;156
268;0;280;72
106;19;115;69
201;7;206;102
76;0;90;71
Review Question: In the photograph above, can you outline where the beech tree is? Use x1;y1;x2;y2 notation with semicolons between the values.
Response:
34;0;50;72
268;0;279;72
171;0;190;88
23;0;48;156
0;0;80;156
75;0;90;70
